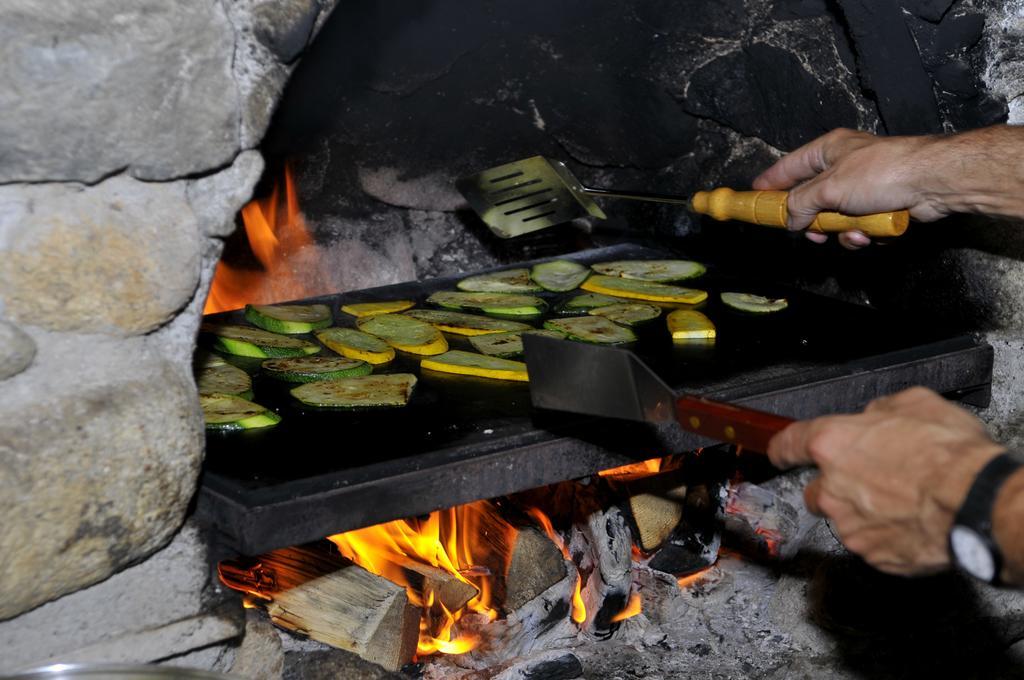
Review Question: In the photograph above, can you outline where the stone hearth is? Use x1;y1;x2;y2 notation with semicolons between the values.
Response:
3;0;1024;676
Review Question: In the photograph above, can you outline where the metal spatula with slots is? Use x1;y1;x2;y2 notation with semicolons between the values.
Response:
457;155;909;240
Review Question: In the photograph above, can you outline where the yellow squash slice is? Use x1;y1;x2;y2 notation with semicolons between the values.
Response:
315;327;396;365
580;275;707;305
421;350;529;382
340;300;415;318
667;309;716;341
357;314;448;356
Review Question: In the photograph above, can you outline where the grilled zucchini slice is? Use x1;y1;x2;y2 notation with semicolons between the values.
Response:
204;324;321;358
291;373;417;408
403;310;531;336
201;393;281;431
667;309;717;341
543;316;637;344
421;350;529;382
357;314;448;355
427;291;547;316
580;275;707;305
340;300;415;318
457;268;542;293
468;329;566;358
315;327;396;365
531;260;590;292
591;260;705;282
721;292;788;313
244;304;332;334
557;292;622;314
589;302;661;326
196;363;253;399
263;356;372;383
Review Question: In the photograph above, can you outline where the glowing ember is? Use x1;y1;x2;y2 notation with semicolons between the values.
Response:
524;507;587;625
676;567;713;589
610;591;642;623
204;163;323;313
598;457;664;479
328;501;516;656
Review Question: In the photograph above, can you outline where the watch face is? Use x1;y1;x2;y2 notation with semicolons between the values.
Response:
951;526;997;582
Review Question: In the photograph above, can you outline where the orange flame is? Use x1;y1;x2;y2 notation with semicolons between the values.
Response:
610;591;642;623
676;567;713;589
598;458;664;479
524;507;586;625
327;501;516;656
204;163;323;314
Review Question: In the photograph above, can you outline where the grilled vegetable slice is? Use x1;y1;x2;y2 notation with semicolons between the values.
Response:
667;309;717;341
421;350;529;381
196;363;253;399
543;316;637;344
244;304;332;334
721;292;788;313
592;259;705;282
403;309;531;336
201;394;281;431
580;275;707;305
531;260;590;292
589;302;661;326
427;291;547;316
558;292;622;313
341;300;415;318
315;327;396;365
291;374;417;408
357;314;448;355
468;329;566;358
263;356;372;383
457;268;542;293
204;324;321;358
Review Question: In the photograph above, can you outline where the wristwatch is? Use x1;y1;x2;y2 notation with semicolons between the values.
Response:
949;451;1024;583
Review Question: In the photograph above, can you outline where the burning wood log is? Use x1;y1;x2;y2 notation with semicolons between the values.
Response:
392;556;479;613
504;527;568;613
615;472;689;552
723;481;801;559
219;545;419;671
578;507;633;639
645;481;725;576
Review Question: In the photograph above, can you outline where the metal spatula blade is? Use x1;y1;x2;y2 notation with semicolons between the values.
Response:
522;334;675;423
456;156;607;239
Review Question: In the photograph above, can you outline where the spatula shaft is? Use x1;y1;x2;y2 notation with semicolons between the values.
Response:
675;395;794;453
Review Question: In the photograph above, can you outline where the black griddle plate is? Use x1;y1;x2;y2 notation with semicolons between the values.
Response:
195;244;992;555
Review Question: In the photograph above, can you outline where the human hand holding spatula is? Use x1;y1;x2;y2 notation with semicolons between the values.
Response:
457;155;909;240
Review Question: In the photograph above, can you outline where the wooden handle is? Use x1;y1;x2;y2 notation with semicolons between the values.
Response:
675;395;794;454
690;188;909;238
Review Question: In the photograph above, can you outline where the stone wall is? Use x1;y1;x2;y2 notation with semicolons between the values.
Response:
0;0;337;623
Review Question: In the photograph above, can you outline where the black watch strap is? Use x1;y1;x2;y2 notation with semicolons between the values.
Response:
952;451;1024;582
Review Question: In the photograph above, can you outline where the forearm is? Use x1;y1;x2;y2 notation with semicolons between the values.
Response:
915;124;1024;221
993;466;1024;585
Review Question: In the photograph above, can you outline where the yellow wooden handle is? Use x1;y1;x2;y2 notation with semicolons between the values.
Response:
690;188;909;238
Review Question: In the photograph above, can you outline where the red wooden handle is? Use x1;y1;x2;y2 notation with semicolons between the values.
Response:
675;395;794;453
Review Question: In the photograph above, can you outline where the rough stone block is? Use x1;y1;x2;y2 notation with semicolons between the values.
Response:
0;319;35;381
0;176;201;335
0;333;203;620
187;151;266;238
0;0;239;183
0;523;240;669
230;610;286;680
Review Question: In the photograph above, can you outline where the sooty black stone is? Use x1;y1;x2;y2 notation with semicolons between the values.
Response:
834;0;943;134
685;43;860;150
